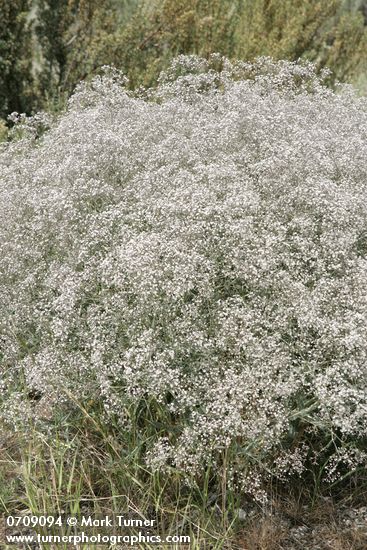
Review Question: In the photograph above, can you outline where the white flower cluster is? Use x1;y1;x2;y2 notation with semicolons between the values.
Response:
1;56;367;495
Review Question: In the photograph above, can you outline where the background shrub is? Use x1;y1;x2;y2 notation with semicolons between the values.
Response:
107;0;367;89
0;0;36;119
1;0;366;121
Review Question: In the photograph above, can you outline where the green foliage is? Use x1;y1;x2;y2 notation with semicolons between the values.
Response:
35;0;119;109
86;0;247;89
0;0;36;119
233;0;367;83
322;11;367;81
0;0;366;119
87;0;367;90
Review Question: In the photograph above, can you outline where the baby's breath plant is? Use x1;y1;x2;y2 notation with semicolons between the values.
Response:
1;56;367;501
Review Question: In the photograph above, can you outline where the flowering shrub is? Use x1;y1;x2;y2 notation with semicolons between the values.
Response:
1;56;367;498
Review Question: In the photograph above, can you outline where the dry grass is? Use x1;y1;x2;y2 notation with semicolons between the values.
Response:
236;490;367;550
237;515;289;550
1;417;367;549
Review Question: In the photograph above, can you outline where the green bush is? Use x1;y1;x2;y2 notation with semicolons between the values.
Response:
0;0;36;119
87;0;367;90
1;0;366;122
